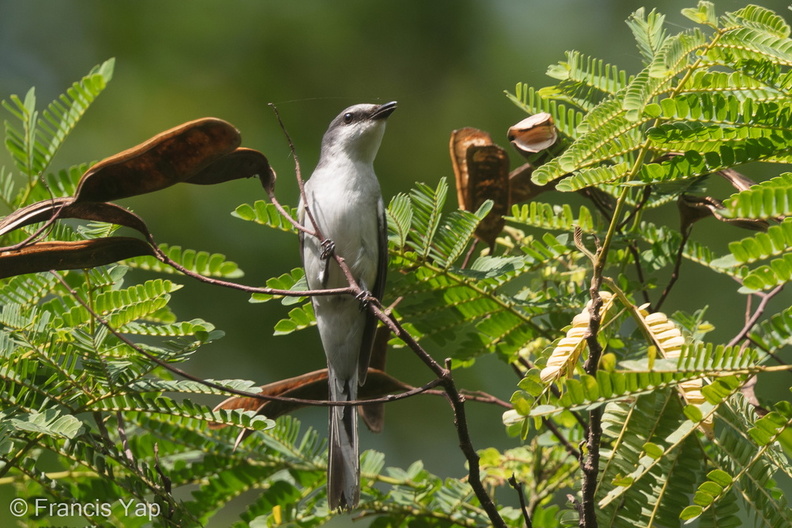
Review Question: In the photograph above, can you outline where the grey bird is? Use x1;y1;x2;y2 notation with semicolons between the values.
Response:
299;101;396;509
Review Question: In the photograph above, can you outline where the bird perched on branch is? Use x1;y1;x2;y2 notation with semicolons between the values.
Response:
299;101;396;509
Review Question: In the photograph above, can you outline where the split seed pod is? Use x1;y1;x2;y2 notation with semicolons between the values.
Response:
507;113;558;157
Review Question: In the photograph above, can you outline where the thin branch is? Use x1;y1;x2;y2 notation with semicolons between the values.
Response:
655;226;691;312
268;103;323;242
745;338;792;374
727;285;785;347
267;190;313;235
627;243;651;307
457;390;512;409
461;240;478;268
508;474;534;528
616;185;651;231
444;361;507;528
151;243;353;297
153;443;175;520
544;419;581;460
433;387;579;457
269;104;306;190
93;411;166;500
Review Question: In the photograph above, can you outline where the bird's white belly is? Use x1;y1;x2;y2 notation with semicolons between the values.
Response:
303;183;379;292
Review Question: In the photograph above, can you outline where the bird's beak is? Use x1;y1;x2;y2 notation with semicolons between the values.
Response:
371;101;397;120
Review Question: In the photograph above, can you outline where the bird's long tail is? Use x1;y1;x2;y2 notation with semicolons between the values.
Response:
328;375;359;510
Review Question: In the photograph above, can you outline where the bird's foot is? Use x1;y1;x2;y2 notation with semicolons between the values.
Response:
320;239;335;260
356;290;372;311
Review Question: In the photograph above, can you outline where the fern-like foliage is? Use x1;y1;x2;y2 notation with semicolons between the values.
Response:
507;201;597;232
500;3;792;527
2;59;114;195
0;261;275;526
545;50;632;110
232;199;299;233
718;188;792;291
721;172;792;220
126;243;244;278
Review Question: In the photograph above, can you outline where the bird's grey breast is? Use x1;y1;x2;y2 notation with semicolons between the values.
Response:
303;162;381;291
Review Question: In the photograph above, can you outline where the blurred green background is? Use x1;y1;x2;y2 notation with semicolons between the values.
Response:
1;0;789;525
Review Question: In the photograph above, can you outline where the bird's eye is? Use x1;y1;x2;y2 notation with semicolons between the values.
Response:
343;112;354;124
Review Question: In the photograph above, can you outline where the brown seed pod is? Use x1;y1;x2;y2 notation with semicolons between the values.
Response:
74;118;242;203
0;237;155;279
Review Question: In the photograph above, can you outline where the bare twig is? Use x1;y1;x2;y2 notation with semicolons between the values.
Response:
151;243;353;297
268;103;306;190
508;474;533;528
457;390;512;408
616;185;651;231
461;240;478;268
268;103;323;242
728;285;785;347
626;243;651;307
655;226;691;312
